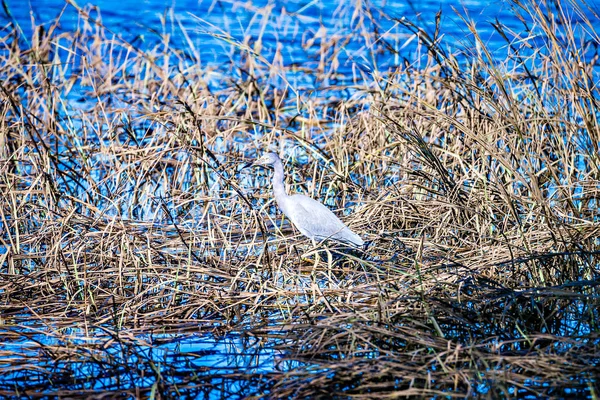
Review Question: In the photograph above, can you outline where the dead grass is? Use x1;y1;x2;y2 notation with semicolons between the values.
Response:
0;0;599;398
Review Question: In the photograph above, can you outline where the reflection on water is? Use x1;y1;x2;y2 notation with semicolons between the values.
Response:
1;323;294;398
1;271;597;397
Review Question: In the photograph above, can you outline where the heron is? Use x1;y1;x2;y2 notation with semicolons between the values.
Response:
245;152;364;248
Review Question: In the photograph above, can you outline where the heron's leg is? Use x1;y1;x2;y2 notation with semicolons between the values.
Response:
324;246;333;280
309;239;333;280
311;239;320;274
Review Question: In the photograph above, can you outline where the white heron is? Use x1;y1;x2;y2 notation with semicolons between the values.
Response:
246;152;363;247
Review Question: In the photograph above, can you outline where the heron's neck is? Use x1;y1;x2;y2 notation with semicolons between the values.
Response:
272;159;287;201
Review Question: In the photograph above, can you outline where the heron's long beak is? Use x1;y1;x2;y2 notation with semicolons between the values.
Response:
243;157;270;169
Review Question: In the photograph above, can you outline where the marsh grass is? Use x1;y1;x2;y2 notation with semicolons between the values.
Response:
0;0;599;397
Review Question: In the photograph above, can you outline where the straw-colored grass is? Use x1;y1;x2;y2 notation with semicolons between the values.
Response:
0;0;599;397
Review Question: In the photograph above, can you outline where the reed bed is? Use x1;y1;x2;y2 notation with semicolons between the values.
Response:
0;0;599;398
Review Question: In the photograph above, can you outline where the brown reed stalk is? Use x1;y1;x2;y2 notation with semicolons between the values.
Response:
0;0;598;397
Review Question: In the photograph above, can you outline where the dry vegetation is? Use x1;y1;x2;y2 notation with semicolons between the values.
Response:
0;0;599;398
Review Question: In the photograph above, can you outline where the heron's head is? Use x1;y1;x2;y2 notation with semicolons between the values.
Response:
247;152;281;168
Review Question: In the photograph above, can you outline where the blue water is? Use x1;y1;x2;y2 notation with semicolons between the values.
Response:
8;0;519;43
4;0;524;77
0;323;293;398
2;0;599;397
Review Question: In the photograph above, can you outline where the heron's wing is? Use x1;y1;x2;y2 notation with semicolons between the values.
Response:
284;194;348;240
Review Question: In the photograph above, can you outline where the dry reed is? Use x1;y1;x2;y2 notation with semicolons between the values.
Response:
0;0;599;398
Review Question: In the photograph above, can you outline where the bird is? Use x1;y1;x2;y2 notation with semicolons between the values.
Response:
245;152;364;247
